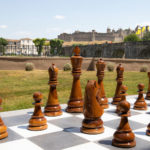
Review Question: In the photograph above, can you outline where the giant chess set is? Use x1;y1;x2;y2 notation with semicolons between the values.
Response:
0;47;150;150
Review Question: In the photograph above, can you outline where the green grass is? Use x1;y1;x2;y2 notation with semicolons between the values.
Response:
0;70;148;112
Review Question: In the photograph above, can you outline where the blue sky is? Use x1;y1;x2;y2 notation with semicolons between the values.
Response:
0;0;150;39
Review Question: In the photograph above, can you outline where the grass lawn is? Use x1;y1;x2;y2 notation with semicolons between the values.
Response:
0;70;148;112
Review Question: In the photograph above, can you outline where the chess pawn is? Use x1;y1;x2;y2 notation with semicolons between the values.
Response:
116;85;128;114
112;64;124;105
81;80;104;134
112;101;136;148
96;59;109;109
44;64;62;116
0;97;8;140
145;72;150;100
28;92;48;131
146;123;150;136
134;84;147;110
66;47;83;113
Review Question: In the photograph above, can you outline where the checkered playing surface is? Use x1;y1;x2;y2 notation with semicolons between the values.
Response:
0;95;150;150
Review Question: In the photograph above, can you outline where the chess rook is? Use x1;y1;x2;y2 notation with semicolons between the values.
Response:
28;92;47;131
112;101;136;148
112;64;124;105
66;47;83;113
134;83;147;110
96;59;109;109
44;64;62;116
81;80;104;134
145;72;150;100
0;97;8;140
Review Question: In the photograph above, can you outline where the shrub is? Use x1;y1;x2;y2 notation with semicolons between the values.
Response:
140;65;148;72
25;63;35;71
63;63;72;71
124;34;141;42
107;63;115;72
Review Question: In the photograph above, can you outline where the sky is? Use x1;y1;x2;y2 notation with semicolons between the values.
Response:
0;0;150;39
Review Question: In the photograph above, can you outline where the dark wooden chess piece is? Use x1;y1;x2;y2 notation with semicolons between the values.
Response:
0;97;8;140
146;123;150;136
28;92;48;131
96;59;109;109
66;46;83;113
44;64;62;116
112;100;136;148
134;83;147;110
112;64;124;105
81;80;104;134
145;72;150;100
116;85;128;114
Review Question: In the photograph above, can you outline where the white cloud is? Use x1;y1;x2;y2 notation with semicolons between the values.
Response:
0;25;8;29
54;15;65;20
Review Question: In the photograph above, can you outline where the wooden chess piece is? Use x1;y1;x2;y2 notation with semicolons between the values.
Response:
112;100;136;148
0;97;8;140
96;59;109;109
145;72;150;100
66;46;83;113
81;80;104;134
134;83;147;110
146;123;150;136
116;85;128;114
44;64;62;116
112;64;124;105
28;92;48;131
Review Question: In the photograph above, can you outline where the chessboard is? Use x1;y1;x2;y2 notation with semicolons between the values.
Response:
0;95;150;150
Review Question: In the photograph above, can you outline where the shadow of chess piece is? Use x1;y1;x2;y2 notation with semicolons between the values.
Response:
96;59;109;109
112;64;124;105
145;72;150;100
44;64;62;116
116;85;129;115
0;97;8;140
112;100;136;148
66;46;83;113
134;83;147;110
28;92;48;131
81;80;104;134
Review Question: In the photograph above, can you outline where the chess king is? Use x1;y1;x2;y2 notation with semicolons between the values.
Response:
44;64;62;116
66;46;83;113
96;58;109;109
0;97;8;139
81;80;104;134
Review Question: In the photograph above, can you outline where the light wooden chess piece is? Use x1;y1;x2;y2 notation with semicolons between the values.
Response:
66;46;83;113
96;59;109;109
81;80;104;134
134;83;147;110
146;122;150;136
145;72;150;100
112;100;136;148
28;92;48;131
44;64;62;116
0;97;8;140
112;64;124;105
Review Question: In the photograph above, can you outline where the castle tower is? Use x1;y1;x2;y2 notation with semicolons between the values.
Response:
107;28;111;33
92;30;95;41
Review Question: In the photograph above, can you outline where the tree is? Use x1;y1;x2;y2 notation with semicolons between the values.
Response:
124;34;141;42
142;32;150;41
50;39;64;55
33;38;46;55
0;37;8;55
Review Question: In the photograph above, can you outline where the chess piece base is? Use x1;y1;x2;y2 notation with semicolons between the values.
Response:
146;130;150;136
28;124;48;131
66;107;83;113
133;106;147;110
44;105;62;116
44;110;62;117
145;95;150;100
0;125;8;140
80;126;104;134
111;97;121;105
101;98;109;109
0;132;8;140
112;139;136;148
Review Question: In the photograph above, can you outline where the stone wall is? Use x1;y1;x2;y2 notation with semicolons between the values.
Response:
62;41;150;59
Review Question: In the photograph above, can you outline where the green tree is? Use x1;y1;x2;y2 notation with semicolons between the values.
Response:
142;32;150;41
33;38;46;55
50;39;64;55
0;37;8;55
124;34;141;42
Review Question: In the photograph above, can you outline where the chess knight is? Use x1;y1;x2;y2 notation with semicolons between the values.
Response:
81;80;104;134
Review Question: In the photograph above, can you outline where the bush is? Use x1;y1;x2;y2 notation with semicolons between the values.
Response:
107;63;115;72
25;63;35;71
124;34;141;42
63;63;72;71
140;65;148;72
